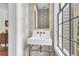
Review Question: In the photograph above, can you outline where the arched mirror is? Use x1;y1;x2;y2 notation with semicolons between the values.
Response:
32;3;51;30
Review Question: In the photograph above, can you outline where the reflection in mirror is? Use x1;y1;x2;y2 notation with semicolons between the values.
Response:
33;3;50;29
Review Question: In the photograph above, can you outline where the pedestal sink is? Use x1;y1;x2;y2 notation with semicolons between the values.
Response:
27;30;52;56
27;30;52;46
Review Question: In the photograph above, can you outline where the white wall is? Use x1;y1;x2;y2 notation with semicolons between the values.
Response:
16;3;32;56
28;4;33;37
50;4;54;40
8;3;30;56
0;3;8;33
16;3;25;56
54;3;59;46
8;3;16;56
48;4;54;55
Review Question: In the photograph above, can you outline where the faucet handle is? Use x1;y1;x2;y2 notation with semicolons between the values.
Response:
43;32;45;34
37;32;39;34
40;32;42;34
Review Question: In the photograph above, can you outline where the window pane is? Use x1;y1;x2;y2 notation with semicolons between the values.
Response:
63;4;69;22
77;19;79;56
72;4;79;18
63;22;69;55
59;12;62;24
61;3;65;8
59;24;62;49
71;17;79;56
70;3;79;56
59;25;62;36
59;36;62;49
58;11;63;49
71;41;78;56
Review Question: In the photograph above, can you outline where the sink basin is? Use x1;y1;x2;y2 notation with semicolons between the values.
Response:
27;30;52;46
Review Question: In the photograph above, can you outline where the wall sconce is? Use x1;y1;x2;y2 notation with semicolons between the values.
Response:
5;20;8;26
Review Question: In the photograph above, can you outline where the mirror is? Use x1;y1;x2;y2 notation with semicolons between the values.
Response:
33;3;51;30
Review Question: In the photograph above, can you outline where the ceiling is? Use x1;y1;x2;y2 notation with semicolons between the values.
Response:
36;3;49;9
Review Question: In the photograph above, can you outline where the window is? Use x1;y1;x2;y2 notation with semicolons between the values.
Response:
63;4;70;55
57;3;79;56
71;3;79;56
58;12;63;49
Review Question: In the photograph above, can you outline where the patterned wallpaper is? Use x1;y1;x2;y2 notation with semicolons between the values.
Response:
37;9;49;29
